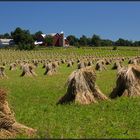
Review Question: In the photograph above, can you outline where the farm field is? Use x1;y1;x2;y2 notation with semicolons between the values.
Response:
0;47;140;138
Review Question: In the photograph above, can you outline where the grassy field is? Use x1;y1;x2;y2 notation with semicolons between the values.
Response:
0;47;140;138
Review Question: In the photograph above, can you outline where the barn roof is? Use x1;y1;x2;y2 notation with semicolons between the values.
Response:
41;34;46;38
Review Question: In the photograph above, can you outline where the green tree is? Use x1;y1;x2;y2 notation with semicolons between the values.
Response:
91;34;101;47
115;38;133;46
87;38;92;46
101;39;113;46
44;35;53;46
11;27;34;45
79;35;87;46
3;33;11;39
0;33;11;39
18;43;34;50
66;35;79;46
133;41;140;46
11;27;34;50
33;31;43;41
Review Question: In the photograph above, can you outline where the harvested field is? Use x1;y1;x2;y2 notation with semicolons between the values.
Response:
0;47;140;138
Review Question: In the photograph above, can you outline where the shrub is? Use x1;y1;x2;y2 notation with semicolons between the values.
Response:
18;43;35;50
112;46;117;50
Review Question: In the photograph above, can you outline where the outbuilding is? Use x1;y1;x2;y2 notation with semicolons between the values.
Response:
0;39;14;47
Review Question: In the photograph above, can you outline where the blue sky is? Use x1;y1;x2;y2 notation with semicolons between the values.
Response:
0;2;140;41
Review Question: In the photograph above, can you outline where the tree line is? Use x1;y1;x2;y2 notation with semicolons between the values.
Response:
0;27;140;50
67;35;140;47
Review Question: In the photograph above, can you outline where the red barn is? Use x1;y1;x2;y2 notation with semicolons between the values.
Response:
34;31;69;47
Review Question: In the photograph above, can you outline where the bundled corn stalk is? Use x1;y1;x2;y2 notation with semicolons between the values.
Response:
57;66;108;105
2;62;7;66
15;60;21;65
77;59;80;63
67;61;73;67
77;61;87;69
42;63;48;69
52;62;59;73
110;65;140;98
32;60;38;67
61;59;65;64
128;58;137;65
0;66;7;78
44;62;57;76
121;57;125;61
112;60;122;70
87;61;93;66
95;60;106;71
56;60;61;66
20;63;37;77
9;63;17;71
0;89;36;138
71;59;75;65
105;59;112;65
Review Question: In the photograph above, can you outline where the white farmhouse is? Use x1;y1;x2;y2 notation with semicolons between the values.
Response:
0;39;14;47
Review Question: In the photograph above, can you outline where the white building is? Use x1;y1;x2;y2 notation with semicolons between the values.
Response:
0;39;14;47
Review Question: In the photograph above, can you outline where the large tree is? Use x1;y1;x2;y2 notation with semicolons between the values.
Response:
91;34;101;47
44;35;53;46
66;35;79;46
33;31;43;41
11;27;34;50
133;41;140;46
4;33;11;39
115;38;133;46
11;27;34;45
87;38;92;46
0;33;11;39
101;39;113;46
79;35;88;46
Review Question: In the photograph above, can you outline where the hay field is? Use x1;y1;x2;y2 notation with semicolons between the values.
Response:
0;47;140;138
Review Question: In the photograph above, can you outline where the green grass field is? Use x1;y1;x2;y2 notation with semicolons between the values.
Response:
0;47;140;138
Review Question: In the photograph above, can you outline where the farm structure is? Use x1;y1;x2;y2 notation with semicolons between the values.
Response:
34;31;69;47
0;39;14;47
